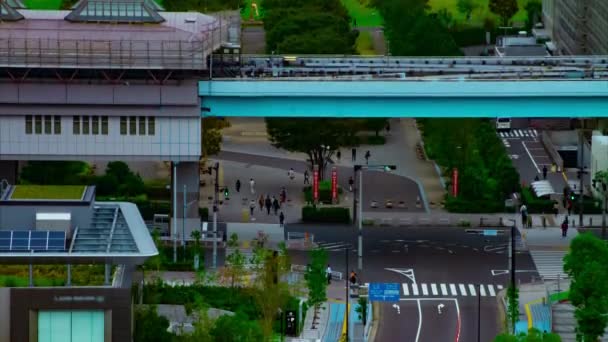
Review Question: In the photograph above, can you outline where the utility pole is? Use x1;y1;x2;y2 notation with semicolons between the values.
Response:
477;283;481;342
173;162;178;263
578;130;587;227
592;178;607;239
511;222;516;291
183;184;187;260
212;162;219;269
358;168;363;273
345;247;349;342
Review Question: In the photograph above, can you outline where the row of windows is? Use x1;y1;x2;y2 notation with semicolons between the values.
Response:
25;116;61;135
120;116;155;136
73;116;109;135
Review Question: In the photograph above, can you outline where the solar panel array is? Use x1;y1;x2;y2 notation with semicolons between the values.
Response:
0;230;66;252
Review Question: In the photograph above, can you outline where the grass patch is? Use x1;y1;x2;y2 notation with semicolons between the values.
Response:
340;0;383;27
23;0;62;9
356;31;377;55
0;275;64;287
11;185;85;200
549;291;569;303
429;0;528;26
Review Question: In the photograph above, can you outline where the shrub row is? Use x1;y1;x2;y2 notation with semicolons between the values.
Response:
444;196;506;213
302;206;350;223
303;181;343;204
521;187;557;213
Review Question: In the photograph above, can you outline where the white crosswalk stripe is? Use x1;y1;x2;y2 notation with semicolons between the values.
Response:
399;283;503;297
459;284;467;296
450;284;457;296
440;284;448;296
316;241;352;251
468;284;477;296
480;285;487;297
530;250;569;281
402;283;409;296
497;129;539;139
431;283;438;295
412;283;419;296
421;283;429;295
488;285;496;296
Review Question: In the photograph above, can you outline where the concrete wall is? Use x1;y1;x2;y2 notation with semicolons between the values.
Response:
591;134;608;181
0;202;93;230
172;162;200;220
0;288;10;342
0;116;200;161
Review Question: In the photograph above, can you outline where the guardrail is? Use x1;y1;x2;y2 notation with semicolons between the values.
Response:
541;131;564;172
291;264;342;280
363;301;373;342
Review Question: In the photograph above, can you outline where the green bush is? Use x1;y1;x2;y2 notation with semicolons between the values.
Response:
573;196;603;214
449;27;517;47
444;196;505;213
521;187;557;213
199;207;209;221
360;135;386;145
302;206;350;223
303;180;342;204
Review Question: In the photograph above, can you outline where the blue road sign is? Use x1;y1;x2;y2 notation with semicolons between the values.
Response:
369;283;400;302
483;230;498;236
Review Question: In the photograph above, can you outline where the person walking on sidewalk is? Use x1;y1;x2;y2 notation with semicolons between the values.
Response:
249;178;255;195
249;200;255;218
520;204;528;227
336;151;341;163
561;218;569;237
235;179;241;193
258;194;264;211
352;148;357;162
279;212;285;227
288;168;295;180
280;187;287;204
349;270;358;286
272;196;280;215
365;150;371;165
348;176;354;192
265;196;272;215
326;264;332;284
542;165;548;180
304;170;310;185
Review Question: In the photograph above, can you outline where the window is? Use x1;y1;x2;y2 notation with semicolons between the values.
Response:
73;116;80;135
82;116;90;135
92;116;99;135
101;116;108;135
44;116;52;134
120;116;127;135
35;115;42;134
25;116;32;134
129;116;136;135
148;116;155;135
138;117;146;135
54;116;61;134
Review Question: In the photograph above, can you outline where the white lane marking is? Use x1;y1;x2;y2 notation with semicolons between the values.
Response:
459;284;467;296
469;284;477;296
499;132;506;137
403;283;410;296
415;299;422;342
514;130;521;137
450;284;458;296
488;285;496;296
421;283;429;296
522;140;541;173
440;284;448;296
431;283;438;296
412;283;419;296
532;129;538;137
480;285;487;297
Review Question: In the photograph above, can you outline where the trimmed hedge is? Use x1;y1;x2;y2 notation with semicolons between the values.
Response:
302;206;350;223
521;187;556;213
573;196;603;214
303;180;342;204
444;196;505;213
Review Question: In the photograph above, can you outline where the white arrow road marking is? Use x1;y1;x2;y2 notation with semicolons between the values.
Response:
437;303;445;314
385;268;417;283
492;269;537;276
392;303;401;314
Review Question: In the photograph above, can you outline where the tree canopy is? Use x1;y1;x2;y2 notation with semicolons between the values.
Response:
305;248;328;309
564;233;608;342
489;0;519;26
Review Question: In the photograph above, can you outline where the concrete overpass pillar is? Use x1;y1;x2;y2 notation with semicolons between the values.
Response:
171;162;201;243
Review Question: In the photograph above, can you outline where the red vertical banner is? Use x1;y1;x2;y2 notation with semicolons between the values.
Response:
331;167;338;203
452;168;459;197
313;166;320;203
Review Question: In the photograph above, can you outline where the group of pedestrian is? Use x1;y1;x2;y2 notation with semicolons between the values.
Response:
350;148;372;164
239;177;285;226
325;264;358;287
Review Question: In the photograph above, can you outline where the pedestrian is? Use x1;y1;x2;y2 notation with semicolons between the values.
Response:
265;195;272;215
249;199;255;217
249;178;255;195
336;151;341;163
352;148;357;162
520;204;528;227
365;150;371;165
542;165;548;180
235;179;241;193
288;168;295;180
567;199;572;216
553;202;559;216
258;194;264;211
348;176;354;192
561;218;569;237
534;175;540;182
280;187;287;204
527;214;532;228
349;270;357;286
304;170;310;185
272;196;280;215
385;122;391;135
326;264;332;284
279;211;285;227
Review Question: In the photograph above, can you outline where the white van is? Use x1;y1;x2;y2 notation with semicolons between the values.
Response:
496;117;512;131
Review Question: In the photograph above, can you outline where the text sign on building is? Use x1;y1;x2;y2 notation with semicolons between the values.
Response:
369;283;400;302
331;167;338;203
313;166;319;202
452;168;459;197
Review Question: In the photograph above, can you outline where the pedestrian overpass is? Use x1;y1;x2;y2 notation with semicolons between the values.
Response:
199;79;608;117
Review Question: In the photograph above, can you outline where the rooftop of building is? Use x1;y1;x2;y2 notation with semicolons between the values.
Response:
0;185;157;265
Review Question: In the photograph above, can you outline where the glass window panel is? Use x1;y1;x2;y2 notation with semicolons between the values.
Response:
30;239;47;250
25;115;32;134
38;311;72;342
120;116;127;135
138;117;146;135
35;115;42;134
92;116;99;135
0;231;11;239
30;231;47;239
54;116;61;134
101;116;108;135
49;231;65;239
12;231;29;239
0;239;10;249
44;116;52;134
72;311;105;342
148;117;155;135
73;116;80;135
11;238;28;250
129;116;136;135
82;116;90;135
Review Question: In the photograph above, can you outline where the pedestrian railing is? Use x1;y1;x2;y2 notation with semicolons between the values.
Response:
291;264;342;280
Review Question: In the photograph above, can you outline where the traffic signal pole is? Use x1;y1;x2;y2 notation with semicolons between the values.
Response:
212;162;219;269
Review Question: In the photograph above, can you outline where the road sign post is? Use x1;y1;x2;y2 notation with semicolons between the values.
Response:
331;167;338;204
312;165;319;203
369;283;400;302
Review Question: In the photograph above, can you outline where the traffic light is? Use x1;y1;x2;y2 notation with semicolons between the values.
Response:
384;165;397;172
223;187;229;197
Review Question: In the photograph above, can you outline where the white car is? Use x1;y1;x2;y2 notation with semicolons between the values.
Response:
496;117;511;131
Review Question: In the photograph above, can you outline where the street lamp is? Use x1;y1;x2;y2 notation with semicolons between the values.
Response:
592;178;607;239
507;219;516;292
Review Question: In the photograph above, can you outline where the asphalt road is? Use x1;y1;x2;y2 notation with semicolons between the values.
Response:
286;224;540;342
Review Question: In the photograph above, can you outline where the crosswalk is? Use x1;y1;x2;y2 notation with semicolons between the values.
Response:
317;241;353;252
365;282;504;298
498;129;538;138
530;250;569;281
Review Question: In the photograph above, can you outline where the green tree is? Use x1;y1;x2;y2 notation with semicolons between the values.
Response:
202;117;229;158
96;161;145;197
564;233;608;342
356;297;369;325
457;0;477;21
305;248;328;309
524;0;542;29
489;0;519;26
20;161;90;185
363;118;388;137
506;286;520;334
224;233;246;288
133;305;173;342
266;118;361;179
211;312;263;342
